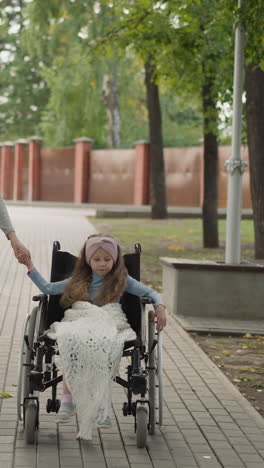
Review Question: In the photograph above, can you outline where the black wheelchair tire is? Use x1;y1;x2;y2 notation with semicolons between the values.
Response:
136;405;148;448
157;333;163;426
24;401;38;444
17;307;38;421
23;307;38;398
148;311;156;435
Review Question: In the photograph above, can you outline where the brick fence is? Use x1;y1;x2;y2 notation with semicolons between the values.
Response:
0;137;252;208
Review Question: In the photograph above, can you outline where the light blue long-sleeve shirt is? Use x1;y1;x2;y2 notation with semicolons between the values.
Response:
28;268;163;309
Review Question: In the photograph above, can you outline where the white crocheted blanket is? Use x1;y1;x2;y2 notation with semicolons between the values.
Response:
50;301;136;440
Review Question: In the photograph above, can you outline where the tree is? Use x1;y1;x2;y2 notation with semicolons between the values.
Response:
145;58;167;219
241;0;264;258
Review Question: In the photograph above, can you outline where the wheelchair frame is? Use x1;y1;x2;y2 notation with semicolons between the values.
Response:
17;241;163;448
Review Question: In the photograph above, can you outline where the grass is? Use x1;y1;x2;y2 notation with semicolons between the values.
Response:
89;217;256;291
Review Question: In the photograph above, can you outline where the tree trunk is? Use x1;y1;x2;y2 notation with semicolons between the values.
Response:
144;59;167;219
201;76;219;248
102;72;120;148
246;64;264;259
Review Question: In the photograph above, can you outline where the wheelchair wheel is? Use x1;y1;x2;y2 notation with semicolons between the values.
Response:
148;311;163;431
136;405;148;448
148;312;156;434
17;307;37;421
157;332;163;426
24;401;38;444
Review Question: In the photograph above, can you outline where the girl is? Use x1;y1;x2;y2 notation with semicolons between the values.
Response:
21;234;166;440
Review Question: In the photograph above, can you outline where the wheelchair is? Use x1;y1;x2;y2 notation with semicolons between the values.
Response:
17;241;163;448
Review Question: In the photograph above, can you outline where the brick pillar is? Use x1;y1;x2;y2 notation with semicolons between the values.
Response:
0;142;14;199
28;137;41;201
133;141;150;205
13;139;27;200
74;137;92;203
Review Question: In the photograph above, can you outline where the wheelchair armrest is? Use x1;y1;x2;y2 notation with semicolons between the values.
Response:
140;296;154;305
32;293;48;302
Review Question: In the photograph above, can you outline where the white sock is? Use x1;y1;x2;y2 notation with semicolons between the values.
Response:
61;393;73;404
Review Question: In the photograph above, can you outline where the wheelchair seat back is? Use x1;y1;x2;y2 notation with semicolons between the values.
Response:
46;242;142;336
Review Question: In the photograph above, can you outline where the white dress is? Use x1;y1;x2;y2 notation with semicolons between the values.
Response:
50;300;136;440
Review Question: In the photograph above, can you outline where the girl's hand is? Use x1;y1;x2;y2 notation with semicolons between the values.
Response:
18;252;34;272
154;304;167;332
8;232;30;263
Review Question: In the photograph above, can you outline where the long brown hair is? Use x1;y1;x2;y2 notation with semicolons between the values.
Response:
60;234;128;309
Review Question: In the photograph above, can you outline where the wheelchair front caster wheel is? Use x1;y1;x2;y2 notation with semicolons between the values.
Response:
46;398;61;413
24;402;38;444
122;402;128;416
46;399;52;413
136;406;148;448
55;399;61;413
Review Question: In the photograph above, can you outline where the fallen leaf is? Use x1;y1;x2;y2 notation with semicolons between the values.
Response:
0;392;13;398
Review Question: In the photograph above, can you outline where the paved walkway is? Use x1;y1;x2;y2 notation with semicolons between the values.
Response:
1;206;264;468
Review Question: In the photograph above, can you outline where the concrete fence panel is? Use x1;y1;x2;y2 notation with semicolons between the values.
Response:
164;147;202;207
40;146;75;202
89;149;135;204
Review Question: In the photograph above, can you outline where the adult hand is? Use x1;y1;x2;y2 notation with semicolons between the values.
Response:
154;304;167;332
7;232;30;263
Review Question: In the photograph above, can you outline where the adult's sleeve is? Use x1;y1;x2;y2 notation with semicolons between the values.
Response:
126;275;164;309
0;193;15;236
27;267;70;295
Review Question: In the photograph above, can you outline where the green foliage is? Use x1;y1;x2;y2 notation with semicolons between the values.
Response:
39;47;107;147
20;0;204;148
0;0;49;140
89;0;235;138
243;0;264;68
161;93;203;147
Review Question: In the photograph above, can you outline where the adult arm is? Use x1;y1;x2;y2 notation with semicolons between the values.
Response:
0;193;15;236
0;193;30;261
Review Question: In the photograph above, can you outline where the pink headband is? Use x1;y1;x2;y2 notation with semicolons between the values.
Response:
85;236;118;265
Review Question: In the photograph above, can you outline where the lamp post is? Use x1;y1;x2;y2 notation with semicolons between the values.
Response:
225;0;247;264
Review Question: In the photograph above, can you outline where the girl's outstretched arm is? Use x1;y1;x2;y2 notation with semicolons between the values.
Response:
20;255;70;295
126;275;166;331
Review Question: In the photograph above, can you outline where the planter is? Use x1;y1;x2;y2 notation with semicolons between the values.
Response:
160;257;264;334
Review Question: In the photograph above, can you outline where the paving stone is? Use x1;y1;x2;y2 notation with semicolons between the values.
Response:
59;457;83;467
0;463;12;468
104;458;130;468
0;443;14;452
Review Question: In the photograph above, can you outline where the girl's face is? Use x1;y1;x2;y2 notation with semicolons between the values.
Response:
89;247;114;276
